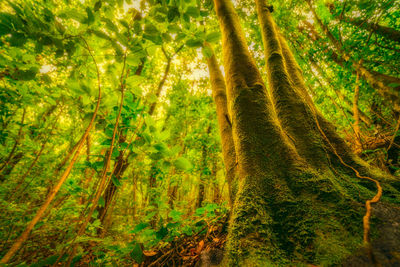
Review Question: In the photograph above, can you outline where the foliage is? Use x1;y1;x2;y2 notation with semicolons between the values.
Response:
0;0;399;265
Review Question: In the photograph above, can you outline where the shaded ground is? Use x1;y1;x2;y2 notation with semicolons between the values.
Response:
343;202;400;267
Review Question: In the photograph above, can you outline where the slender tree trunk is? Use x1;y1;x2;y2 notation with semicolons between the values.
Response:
353;72;363;153
0;153;23;182
339;15;400;43
205;43;238;207
96;60;147;229
0;109;25;175
80;135;95;204
196;126;211;209
97;132;129;226
211;159;221;204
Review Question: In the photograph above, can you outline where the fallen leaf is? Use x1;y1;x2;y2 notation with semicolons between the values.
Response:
143;250;158;256
196;240;205;254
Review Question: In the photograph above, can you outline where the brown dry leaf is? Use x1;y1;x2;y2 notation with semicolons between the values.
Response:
196;240;205;254
143;250;158;256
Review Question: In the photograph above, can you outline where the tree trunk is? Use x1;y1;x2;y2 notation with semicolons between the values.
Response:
196;126;211;209
0;109;25;175
205;43;238;208
353;72;363;153
340;15;400;43
212;0;393;265
97;133;129;226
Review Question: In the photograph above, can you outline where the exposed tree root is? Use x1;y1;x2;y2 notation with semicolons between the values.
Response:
311;107;382;246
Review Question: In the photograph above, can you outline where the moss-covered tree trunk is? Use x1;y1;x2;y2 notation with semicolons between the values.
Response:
205;44;237;207
213;0;399;265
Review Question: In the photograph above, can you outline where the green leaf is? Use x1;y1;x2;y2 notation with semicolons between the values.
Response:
173;157;192;171
60;9;86;23
9;33;27;47
130;222;149;233
168;7;180;22
156;226;168;240
142;132;152;143
186;38;202;47
12;67;39;81
185;6;200;18
143;34;162;45
0;13;20;36
120;19;130;30
154;143;170;156
147;93;158;104
169;210;183;221
126;75;146;87
144;23;159;35
130;243;144;264
91;29;110;40
131;86;143;96
126;54;141;66
98;196;105;207
205;32;221;43
94;1;102;12
112;176;122;187
86;7;95;25
202;46;213;58
101;17;119;33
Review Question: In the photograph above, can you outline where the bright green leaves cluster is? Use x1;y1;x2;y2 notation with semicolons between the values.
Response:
0;0;228;265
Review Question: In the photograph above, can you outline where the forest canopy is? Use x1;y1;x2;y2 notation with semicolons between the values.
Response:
0;0;400;266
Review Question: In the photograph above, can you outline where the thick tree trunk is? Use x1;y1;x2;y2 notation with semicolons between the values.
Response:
212;0;395;265
205;43;238;207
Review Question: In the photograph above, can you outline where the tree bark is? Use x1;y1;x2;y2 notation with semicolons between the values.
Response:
353;71;363;153
211;0;392;264
0;109;25;175
205;43;238;208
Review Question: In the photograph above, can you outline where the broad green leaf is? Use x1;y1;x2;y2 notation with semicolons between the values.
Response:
130;243;144;264
186;38;202;47
202;46;213;58
205;32;221;43
126;75;146;86
168;7;180;22
144;23;159;35
94;1;102;12
185;6;200;18
85;7;95;25
173;157;192;171
130;222;149;233
126;54;141;66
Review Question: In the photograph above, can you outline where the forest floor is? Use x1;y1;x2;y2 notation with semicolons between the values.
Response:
343;202;400;267
140;203;400;267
